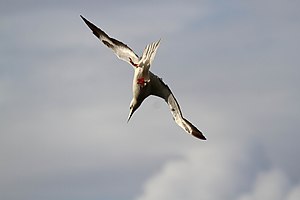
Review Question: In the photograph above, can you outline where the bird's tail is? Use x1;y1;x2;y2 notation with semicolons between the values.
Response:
140;39;161;67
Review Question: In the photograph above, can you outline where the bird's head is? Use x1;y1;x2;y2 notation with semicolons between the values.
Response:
127;99;140;123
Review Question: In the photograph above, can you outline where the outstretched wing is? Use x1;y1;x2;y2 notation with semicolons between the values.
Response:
80;15;139;67
150;73;206;140
167;94;206;140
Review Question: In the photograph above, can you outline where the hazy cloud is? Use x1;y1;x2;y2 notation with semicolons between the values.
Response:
137;141;300;200
136;140;265;200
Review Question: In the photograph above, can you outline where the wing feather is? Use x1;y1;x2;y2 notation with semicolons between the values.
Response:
80;15;139;67
150;73;206;140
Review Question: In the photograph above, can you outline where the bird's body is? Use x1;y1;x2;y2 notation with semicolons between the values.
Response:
80;15;206;140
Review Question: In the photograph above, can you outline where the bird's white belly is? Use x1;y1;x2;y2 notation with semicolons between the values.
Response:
132;69;143;98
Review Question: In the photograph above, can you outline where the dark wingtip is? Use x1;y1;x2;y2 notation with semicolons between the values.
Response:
80;15;90;26
183;117;207;140
80;15;101;38
192;130;207;140
80;15;86;22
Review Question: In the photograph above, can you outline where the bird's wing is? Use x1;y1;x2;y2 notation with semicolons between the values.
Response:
150;73;206;140
139;40;161;72
166;92;206;140
80;15;139;67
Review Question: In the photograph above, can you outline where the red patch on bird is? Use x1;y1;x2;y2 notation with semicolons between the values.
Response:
137;77;145;86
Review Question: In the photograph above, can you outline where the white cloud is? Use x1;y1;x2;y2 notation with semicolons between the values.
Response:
238;169;290;200
136;140;266;200
238;169;300;200
286;185;300;200
136;141;300;200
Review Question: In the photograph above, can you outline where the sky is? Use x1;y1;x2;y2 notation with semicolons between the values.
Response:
0;0;299;200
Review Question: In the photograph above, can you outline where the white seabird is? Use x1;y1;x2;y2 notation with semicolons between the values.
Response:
80;15;206;140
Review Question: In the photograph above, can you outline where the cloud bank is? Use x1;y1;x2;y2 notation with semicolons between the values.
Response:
137;140;300;200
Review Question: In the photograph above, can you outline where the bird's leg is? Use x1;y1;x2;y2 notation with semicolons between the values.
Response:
129;57;138;67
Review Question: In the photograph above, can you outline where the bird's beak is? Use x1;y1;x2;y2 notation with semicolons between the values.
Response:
127;108;134;123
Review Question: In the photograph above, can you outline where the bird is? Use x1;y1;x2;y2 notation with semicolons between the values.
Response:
80;15;206;140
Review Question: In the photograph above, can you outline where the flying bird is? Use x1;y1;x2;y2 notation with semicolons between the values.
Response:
80;15;206;140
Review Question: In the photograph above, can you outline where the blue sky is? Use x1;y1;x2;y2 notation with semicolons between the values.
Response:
1;0;300;200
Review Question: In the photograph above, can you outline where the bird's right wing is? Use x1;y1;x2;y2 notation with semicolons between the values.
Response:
80;15;139;67
150;74;206;140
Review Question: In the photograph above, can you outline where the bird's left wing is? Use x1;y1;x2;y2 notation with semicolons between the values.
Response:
150;73;206;140
80;15;139;67
166;89;206;140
